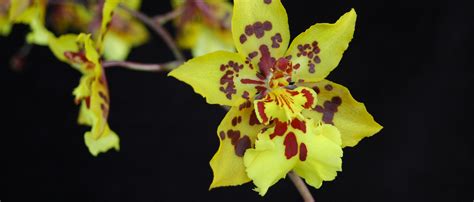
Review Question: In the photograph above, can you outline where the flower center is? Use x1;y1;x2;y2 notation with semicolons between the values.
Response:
268;57;293;89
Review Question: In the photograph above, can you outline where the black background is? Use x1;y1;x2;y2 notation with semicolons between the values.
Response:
2;0;473;201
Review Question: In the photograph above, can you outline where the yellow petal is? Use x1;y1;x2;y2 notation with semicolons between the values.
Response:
169;51;261;106
103;32;131;61
0;15;12;36
9;0;33;23
73;73;94;102
254;86;317;125
26;17;53;45
243;123;298;196
300;80;383;147
286;9;356;83
48;34;79;63
96;0;120;52
232;0;290;72
293;123;343;189
84;124;120;156
104;15;149;60
192;27;235;57
210;103;264;188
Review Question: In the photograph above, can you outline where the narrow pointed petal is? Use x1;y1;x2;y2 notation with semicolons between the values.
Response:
286;9;356;83
300;80;383;147
210;103;264;188
169;51;262;106
96;0;120;51
232;0;290;76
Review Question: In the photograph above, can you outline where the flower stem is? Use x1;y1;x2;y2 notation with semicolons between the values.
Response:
288;171;315;202
118;4;185;62
102;60;182;72
154;7;184;25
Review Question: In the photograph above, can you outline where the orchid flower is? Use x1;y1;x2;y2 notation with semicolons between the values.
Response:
48;0;121;156
170;0;382;195
172;0;234;56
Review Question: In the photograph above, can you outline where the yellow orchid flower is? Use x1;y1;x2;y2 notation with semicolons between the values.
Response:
48;1;93;34
48;0;121;156
169;0;382;196
172;0;234;56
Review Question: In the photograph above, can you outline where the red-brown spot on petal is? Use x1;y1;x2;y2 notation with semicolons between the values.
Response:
227;130;241;145
219;131;226;140
313;56;321;64
284;132;298;159
313;86;320;94
241;78;265;85
232;117;238;126
263;21;272;31
291;119;306;133
256;101;269;124
270;120;287;139
239;34;247;44
264;0;271;4
235;135;251;157
242;91;250;99
299;143;307;161
325;84;333;91
271;33;282;48
85;96;91;109
245;25;254;35
314;96;342;125
308;63;315;73
249;110;260;125
258;45;276;77
301;89;315;108
98;91;109;103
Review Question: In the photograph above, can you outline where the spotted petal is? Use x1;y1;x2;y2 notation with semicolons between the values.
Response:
169;51;262;106
48;34;79;63
254;86;317;125
77;70;118;156
232;0;290;76
243;122;298;196
287;9;356;83
210;103;264;188
301;80;383;147
293;123;343;189
96;0;120;52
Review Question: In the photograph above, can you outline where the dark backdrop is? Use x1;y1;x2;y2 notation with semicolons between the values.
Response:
2;0;473;201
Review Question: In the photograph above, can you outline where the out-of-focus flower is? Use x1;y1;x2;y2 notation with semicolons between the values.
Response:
170;0;381;195
48;0;121;156
102;0;149;60
1;0;53;45
172;0;234;56
48;0;149;61
48;0;92;34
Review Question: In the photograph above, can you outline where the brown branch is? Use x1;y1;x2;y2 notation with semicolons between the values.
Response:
118;4;185;62
288;171;315;202
102;60;182;72
153;7;184;25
